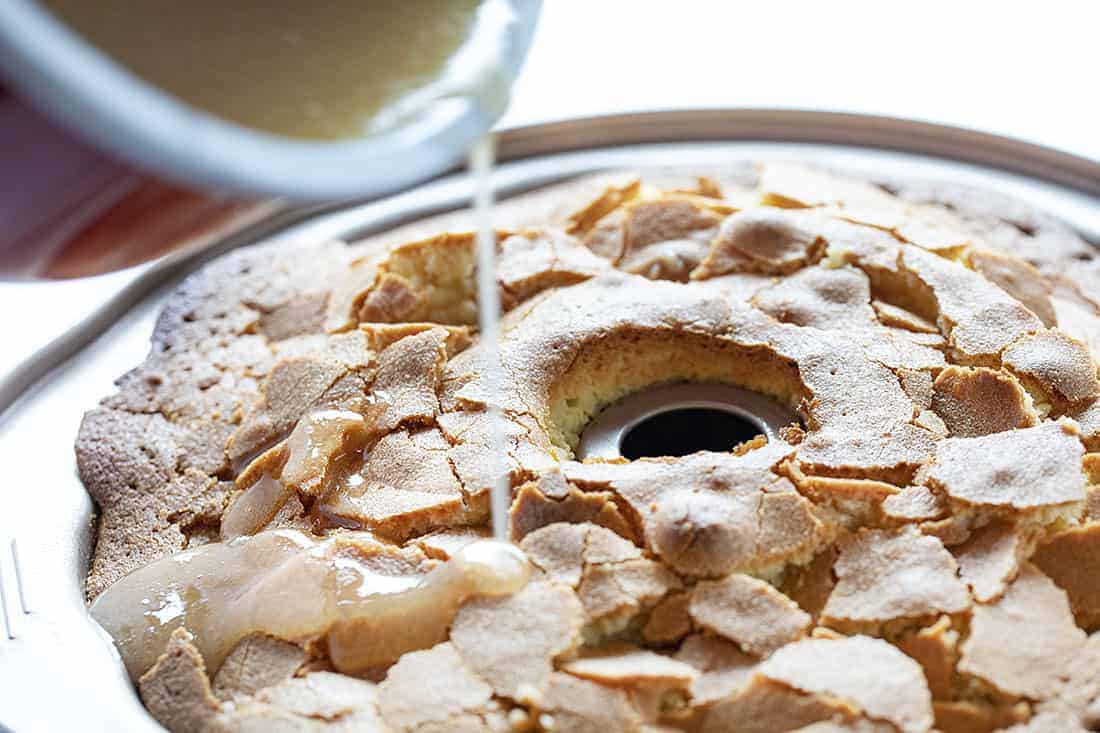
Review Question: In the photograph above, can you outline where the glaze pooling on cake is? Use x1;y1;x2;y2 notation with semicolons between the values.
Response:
77;163;1100;732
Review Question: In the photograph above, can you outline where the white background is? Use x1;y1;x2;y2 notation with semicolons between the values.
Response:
503;1;1099;161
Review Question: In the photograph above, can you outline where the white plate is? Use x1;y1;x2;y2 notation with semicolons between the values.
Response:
0;110;1097;731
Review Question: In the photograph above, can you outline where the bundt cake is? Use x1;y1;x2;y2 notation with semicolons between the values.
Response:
77;162;1100;733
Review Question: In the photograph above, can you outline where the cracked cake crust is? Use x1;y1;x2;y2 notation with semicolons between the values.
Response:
77;162;1100;733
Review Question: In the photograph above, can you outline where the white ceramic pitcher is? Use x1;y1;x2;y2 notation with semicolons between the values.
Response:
0;0;540;200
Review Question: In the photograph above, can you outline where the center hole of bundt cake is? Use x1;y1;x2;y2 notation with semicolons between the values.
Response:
620;406;765;459
576;383;796;461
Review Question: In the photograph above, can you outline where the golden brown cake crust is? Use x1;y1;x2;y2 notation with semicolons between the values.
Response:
78;161;1100;732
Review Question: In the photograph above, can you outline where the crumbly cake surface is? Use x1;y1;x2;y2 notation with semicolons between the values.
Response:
76;162;1100;733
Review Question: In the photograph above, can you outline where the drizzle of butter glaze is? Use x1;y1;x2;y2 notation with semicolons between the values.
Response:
281;409;369;496
89;529;530;680
222;409;369;541
220;473;292;541
328;536;530;674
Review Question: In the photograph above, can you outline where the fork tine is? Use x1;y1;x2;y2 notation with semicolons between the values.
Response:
12;538;29;615
0;540;13;640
